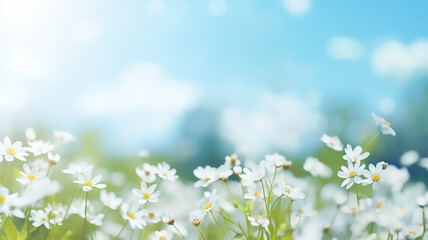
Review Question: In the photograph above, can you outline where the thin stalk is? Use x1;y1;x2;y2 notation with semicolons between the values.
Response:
210;210;225;240
213;209;246;237
269;194;284;214
239;179;251;238
260;180;270;217
369;221;374;234
46;165;53;177
419;208;426;240
81;192;89;240
355;184;360;207
113;221;128;240
221;181;245;211
63;183;78;222
362;131;381;153
173;224;186;240
197;226;207;240
1;162;9;184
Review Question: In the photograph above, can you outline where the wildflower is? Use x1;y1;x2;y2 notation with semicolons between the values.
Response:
337;160;365;189
343;144;370;163
294;203;317;217
225;153;240;168
248;215;270;230
26;128;36;142
62;163;94;176
162;212;175;225
240;166;266;186
156;162;178;182
86;213;104;226
303;157;332;178
54;130;76;144
244;185;263;202
74;171;106;192
416;193;428;208
277;183;305;200
265;153;289;168
151;230;173;240
189;210;205;226
1;195;25;218
100;189;122;210
17;164;45;185
216;165;233;181
0;137;29;162
48;152;60;165
28;140;54;156
197;189;218;214
133;182;160;204
372;113;396;136
143;209;162;223
138;149;150;158
320;134;343;151
419;158;428;171
136;163;157;183
45;203;65;225
362;162;384;190
400;150;419;166
120;203;146;229
233;166;242;175
193;166;219;188
403;225;423;239
30;210;50;229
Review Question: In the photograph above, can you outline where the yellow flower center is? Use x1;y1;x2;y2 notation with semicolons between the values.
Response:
203;203;212;210
285;187;291;195
84;180;92;186
204;177;211;182
231;156;237;164
6;147;16;156
299;208;304;214
148;211;155;218
27;174;36;180
376;202;382;209
372;174;380;182
41;217;47;221
162;172;167;177
145;170;151;175
383;121;390;126
143;192;151;199
409;231;417;235
254;191;261;197
160;237;167;240
348;171;357;178
329;142;334;146
49;212;57;219
0;195;5;203
127;212;136;219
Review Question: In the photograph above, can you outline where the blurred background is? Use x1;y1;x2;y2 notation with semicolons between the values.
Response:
1;0;428;180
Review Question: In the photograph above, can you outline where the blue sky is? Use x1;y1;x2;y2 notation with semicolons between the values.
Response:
1;0;428;157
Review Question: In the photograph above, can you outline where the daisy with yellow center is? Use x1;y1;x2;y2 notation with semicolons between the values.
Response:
17;164;44;186
120;203;146;230
74;170;106;192
133;181;160;205
0;137;29;162
337;160;365;189
362;162;384;190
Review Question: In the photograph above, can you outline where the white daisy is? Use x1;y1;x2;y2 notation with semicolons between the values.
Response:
277;183;305;200
248;215;269;230
143;209;162;223
156;162;178;182
120;203;146;229
74;171;106;192
240;166;266;186
16;164;45;185
321;134;343;151
28;140;54;156
265;153;289;168
400;150;419;166
100;189;122;210
343;144;370;163
193;166;219;188
48;152;60;165
244;184;263;202
30;210;50;229
225;153;240;168
303;157;332;178
338;160;365;189
26;128;36;142
372;113;396;136
136;163;157;183
62;163;94;176
362;162;384;190
151;230;173;240
54;131;76;144
133;182;161;205
0;137;29;162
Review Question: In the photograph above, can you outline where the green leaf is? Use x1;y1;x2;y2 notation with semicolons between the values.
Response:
233;233;244;239
3;217;18;240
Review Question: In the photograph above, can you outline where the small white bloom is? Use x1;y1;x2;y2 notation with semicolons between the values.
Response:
321;134;343;151
193;166;219;188
151;230;173;240
303;157;332;178
17;164;45;185
48;152;61;165
225;153;240;168
189;209;205;226
244;184;263;202
233;166;242;175
54;131;76;144
30;210;50;229
45;203;65;225
419;158;428;171
343;144;370;163
133;182;161;205
277;183;305;200
100;189;122;210
120;203;146;229
136;163;157;183
372;113;396;136
337;160;365;189
362;162;384;190
74;171;106;192
197;189;218;214
0;137;29;162
400;150;419;166
143;209;162;223
26;128;36;142
86;213;104;226
265;153;288;168
248;215;269;230
28;140;54;156
62;163;94;176
156;162;178;182
240;166;266;186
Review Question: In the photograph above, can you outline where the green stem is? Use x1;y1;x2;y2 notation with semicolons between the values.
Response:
210;210;225;240
355;184;360;207
113;221;128;240
81;192;89;240
260;180;270;217
63;183;78;222
362;131;381;153
369;221;374;234
269;194;283;215
26;205;33;240
46;165;52;177
419;209;426;240
197;226;207;240
221;181;246;211
1;162;9;184
213;209;246;237
173;224;186;240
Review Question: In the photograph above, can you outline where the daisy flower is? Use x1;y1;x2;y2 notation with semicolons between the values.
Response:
54;131;76;144
342;145;370;163
156;162;178;182
17;164;45;185
120;203;146;229
45;203;65;225
362;162;384;190
133;182;161;204
303;157;332;178
225;153;240;168
244;184;263;202
151;230;173;240
400;150;419;166
136;163;157;183
338;160;365;189
240;166;266;186
0;185;12;205
265;153;289;168
30;210;50;229
193;166;219;188
100;189;122;210
85;213;104;226
26;128;36;142
48;152;60;165
28;140;54;156
277;183;305;200
189;210;205;226
372;113;396;136
1;194;25;218
62;163;94;176
321;134;343;151
215;165;233;181
248;215;270;230
143;209;162;223
0;137;29;162
195;189;219;218
74;171;106;192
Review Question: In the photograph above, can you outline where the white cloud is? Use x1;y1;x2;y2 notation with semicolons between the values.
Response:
147;0;165;16
372;40;428;81
9;51;45;74
220;94;325;157
208;0;226;16
283;0;312;16
328;37;363;60
79;61;199;134
70;20;101;43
